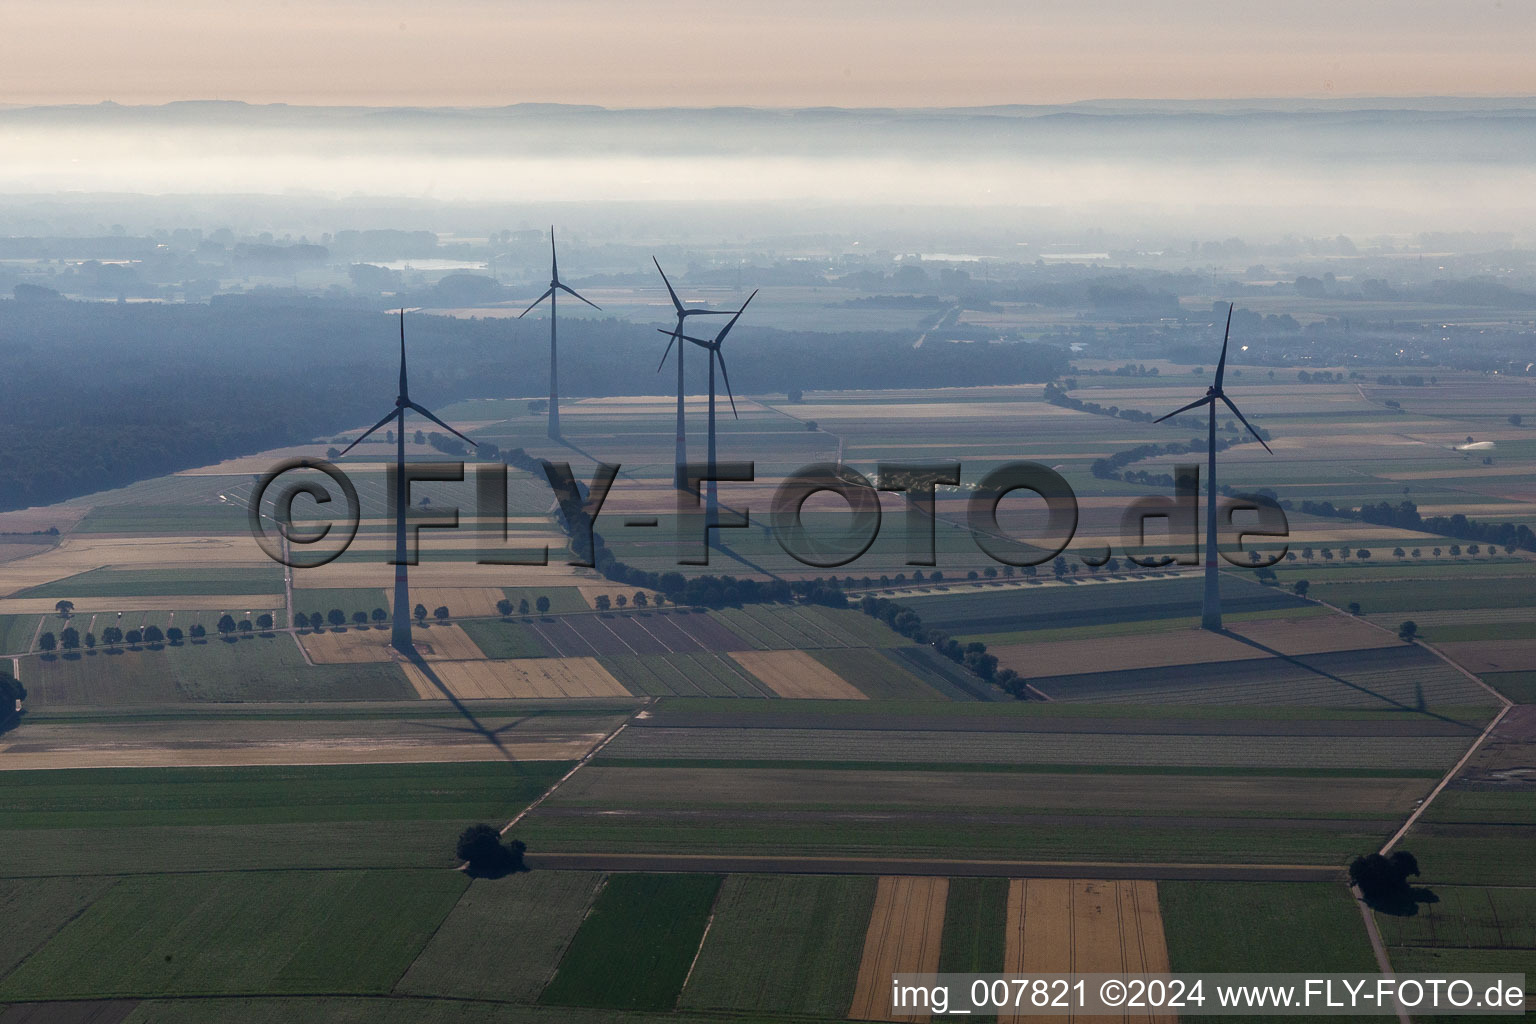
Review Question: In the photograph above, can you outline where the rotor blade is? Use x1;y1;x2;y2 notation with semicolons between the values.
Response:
1154;395;1214;423
407;402;476;449
653;257;685;315
656;326;711;347
1214;303;1234;389
550;226;557;279
683;308;736;316
557;282;601;310
655;328;679;373
1219;394;1273;454
517;287;555;318
339;408;398;457
712;288;757;347
716;349;738;419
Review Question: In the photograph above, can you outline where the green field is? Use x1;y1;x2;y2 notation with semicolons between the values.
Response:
1310;578;1536;615
1160;881;1376;973
0;761;568;877
540;873;722;1010
811;647;948;699
21;566;284;599
679;873;874;1016
0;876;117;977
0;613;41;654
935;877;1009;1023
0;870;465;999
501;586;589;614
1480;671;1536;703
396;872;602;1002
600;652;770;697
22;635;415;703
458;618;553;658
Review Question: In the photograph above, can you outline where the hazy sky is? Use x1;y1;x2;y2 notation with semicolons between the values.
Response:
3;0;1533;107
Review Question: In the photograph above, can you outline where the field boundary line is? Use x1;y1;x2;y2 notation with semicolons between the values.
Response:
498;697;654;836
1352;882;1412;1024
679;881;725;996
1379;701;1512;856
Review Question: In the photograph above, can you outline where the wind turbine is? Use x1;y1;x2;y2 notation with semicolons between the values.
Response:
339;310;476;651
1154;304;1273;631
653;258;737;489
658;290;756;541
519;227;600;439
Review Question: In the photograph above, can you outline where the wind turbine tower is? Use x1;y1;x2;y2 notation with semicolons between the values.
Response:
659;289;756;541
1154;304;1273;631
519;227;600;439
653;258;736;489
339;311;476;651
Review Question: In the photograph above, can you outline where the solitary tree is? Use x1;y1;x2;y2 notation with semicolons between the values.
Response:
594;595;611;612
615;595;627;610
125;629;142;646
518;598;530;616
38;631;56;653
144;625;164;645
353;611;369;627
102;626;123;647
1293;579;1310;597
54;599;74;619
1347;602;1361;615
414;603;428;625
238;619;253;636
165;626;183;645
61;627;80;650
434;606;450;624
84;632;96;650
633;591;648;608
1349;850;1421;906
1357;549;1371;561
371;608;387;627
257;613;274;632
496;598;513;618
0;670;26;711
535;595;550;615
456;823;526;875
327;608;347;628
1399;620;1419;642
188;623;206;640
217;614;236;638
1449;544;1461;557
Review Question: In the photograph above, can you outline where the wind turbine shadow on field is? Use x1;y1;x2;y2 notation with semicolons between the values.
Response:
1218;630;1476;728
1155;304;1273;631
401;649;518;761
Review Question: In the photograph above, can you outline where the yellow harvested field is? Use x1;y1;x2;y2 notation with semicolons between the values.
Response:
0;534;273;596
0;504;90;534
849;876;949;1023
728;650;866;700
1002;879;1171;1024
1380;465;1536;480
386;587;511;618
565;395;771;415
301;624;486;664
0;595;282;615
1435;640;1536;675
787;402;1080;422
403;656;630;700
0;713;620;769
